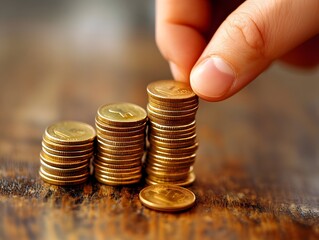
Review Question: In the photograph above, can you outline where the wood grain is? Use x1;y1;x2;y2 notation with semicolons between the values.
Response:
0;6;319;240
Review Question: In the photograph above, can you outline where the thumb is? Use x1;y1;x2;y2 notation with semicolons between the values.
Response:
190;0;319;101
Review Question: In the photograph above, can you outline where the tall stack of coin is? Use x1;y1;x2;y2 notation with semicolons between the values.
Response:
94;103;147;185
39;121;96;186
145;80;199;186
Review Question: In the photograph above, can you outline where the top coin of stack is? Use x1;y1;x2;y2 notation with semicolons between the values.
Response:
39;121;96;186
94;103;147;185
145;80;199;186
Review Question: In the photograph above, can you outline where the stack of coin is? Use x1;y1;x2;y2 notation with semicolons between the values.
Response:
94;103;147;185
145;80;199;186
39;121;96;186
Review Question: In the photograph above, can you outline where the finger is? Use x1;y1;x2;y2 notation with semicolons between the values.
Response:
190;0;319;101
155;0;212;82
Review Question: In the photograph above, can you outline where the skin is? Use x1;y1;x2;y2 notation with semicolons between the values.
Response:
156;0;319;101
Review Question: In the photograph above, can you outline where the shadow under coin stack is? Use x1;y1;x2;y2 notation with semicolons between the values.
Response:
145;80;199;186
94;103;147;185
39;121;96;186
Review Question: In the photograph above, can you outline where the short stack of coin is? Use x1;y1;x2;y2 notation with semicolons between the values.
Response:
94;103;147;185
145;80;199;186
39;121;96;186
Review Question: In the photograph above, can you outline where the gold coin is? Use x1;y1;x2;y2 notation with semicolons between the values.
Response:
40;153;89;168
147;103;198;116
40;159;89;176
95;123;145;137
148;114;194;126
41;149;93;162
147;80;197;102
39;171;88;186
148;98;198;109
139;184;196;212
149;120;196;131
42;136;94;151
94;172;142;181
45;121;96;145
94;159;141;169
97;103;147;126
96;153;143;162
145;172;196;187
95;117;147;132
95;176;140;186
41;142;94;156
149;142;198;155
147;109;196;121
40;167;89;180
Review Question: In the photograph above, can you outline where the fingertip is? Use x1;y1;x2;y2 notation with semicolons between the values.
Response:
169;61;189;82
190;57;236;101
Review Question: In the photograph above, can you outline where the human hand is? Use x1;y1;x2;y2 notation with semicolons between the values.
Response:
156;0;319;101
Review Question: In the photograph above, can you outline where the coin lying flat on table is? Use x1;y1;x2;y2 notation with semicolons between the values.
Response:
139;184;196;212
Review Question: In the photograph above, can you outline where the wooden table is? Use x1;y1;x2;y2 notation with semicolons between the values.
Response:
0;9;319;240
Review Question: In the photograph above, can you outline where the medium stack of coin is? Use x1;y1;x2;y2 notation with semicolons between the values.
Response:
39;121;96;186
145;80;199;186
94;103;147;185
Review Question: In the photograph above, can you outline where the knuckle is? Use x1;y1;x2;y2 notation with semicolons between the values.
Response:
225;12;266;58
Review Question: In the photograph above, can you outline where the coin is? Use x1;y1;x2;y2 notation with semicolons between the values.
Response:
147;80;197;102
139;184;196;212
45;121;96;145
97;103;147;127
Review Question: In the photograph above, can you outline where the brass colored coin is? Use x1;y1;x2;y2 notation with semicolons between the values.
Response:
94;172;142;181
94;164;142;173
40;153;89;168
147;103;198;116
40;159;89;176
148;138;196;149
149;142;198;155
41;142;94;156
150;134;196;144
148;114;194;126
96;153;143;162
42;136;94;151
147;80;197;102
145;171;196;187
94;168;141;178
45;121;96;145
98;133;145;143
97;145;144;156
147;109;196;121
96;135;145;145
39;171;88;186
148;98;198;110
97;103;147;126
95;176;140;186
94;159;141;169
41;149;93;162
150;124;196;135
95;117;147;132
95;123;145;137
139;184;196;212
149;120;196;131
40;167;89;181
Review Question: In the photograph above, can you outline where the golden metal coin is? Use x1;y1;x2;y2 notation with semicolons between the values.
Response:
95;117;147;132
45;121;96;145
139;184;196;212
40;159;89;176
97;103;147;126
148;98;198;109
39;171;88;186
147;80;197;102
40;153;89;168
95;176;140;186
149;120;196;131
41;142;94;156
42;136;94;151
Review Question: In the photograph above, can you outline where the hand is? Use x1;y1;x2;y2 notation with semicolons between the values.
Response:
156;0;319;101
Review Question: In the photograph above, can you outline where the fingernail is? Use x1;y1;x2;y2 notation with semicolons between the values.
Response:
169;62;186;81
190;57;235;99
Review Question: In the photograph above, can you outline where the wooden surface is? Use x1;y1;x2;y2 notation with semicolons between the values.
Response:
0;3;319;239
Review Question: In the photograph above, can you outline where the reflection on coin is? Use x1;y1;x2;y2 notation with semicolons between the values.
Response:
139;184;196;212
97;103;147;126
45;121;96;144
147;80;197;102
